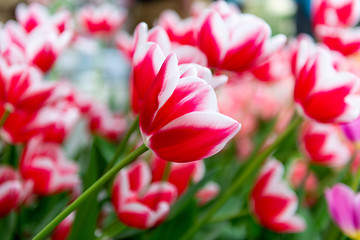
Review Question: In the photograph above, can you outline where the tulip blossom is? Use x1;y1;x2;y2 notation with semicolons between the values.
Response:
0;60;54;113
326;183;360;239
299;121;352;167
315;25;360;56
139;53;240;162
130;40;222;113
195;182;220;206
77;3;127;36
151;155;204;195
0;166;23;217
250;159;306;233
87;103;126;141
25;25;72;72
341;117;360;144
112;160;177;229
311;0;360;28
15;3;49;33
20;137;79;195
195;1;286;72
293;40;360;123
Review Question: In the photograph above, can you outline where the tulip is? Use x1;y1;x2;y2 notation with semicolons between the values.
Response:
139;53;240;162
151;155;205;195
299;121;352;167
315;25;360;56
77;3;127;36
195;182;220;206
250;159;306;233
293;40;360;123
20;137;79;195
15;3;49;33
0;166;23;217
326;183;360;239
195;1;286;72
0;60;54;113
341;116;360;144
112;160;177;229
311;0;360;28
87;103;126;141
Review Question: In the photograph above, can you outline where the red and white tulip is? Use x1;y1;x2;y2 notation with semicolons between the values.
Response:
20;137;79;195
250;159;306;233
112;160;177;229
139;53;240;162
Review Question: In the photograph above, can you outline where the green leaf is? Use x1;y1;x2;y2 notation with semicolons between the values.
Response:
68;140;104;240
149;199;198;240
0;212;16;240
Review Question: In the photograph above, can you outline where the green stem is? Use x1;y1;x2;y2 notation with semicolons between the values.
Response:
0;108;10;129
162;161;172;182
32;144;149;240
180;115;302;240
104;117;139;172
351;150;360;191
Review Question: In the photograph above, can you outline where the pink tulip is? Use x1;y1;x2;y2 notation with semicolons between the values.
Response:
312;0;360;28
293;40;360;123
326;183;360;239
250;159;306;233
195;182;220;206
77;3;127;36
0;166;23;217
341;117;360;143
139;53;240;162
195;1;286;72
299;121;352;167
151;155;204;195
20;137;79;195
112;160;177;229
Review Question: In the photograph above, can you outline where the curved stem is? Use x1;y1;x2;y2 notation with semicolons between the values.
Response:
32;144;149;240
104;117;139;172
0;108;11;129
351;149;360;191
180;115;302;240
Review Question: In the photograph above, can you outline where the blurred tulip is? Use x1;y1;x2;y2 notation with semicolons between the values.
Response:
0;166;23;217
195;1;286;72
250;159;306;233
139;53;240;162
77;3;127;36
293;41;360;123
112;161;177;229
195;182;220;206
20;137;79;195
299;121;352;167
315;25;360;56
15;3;49;33
151;155;204;195
326;183;360;239
341;116;360;144
312;0;360;28
88;103;126;141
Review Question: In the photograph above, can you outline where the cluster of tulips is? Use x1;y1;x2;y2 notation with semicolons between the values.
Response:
2;0;360;239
